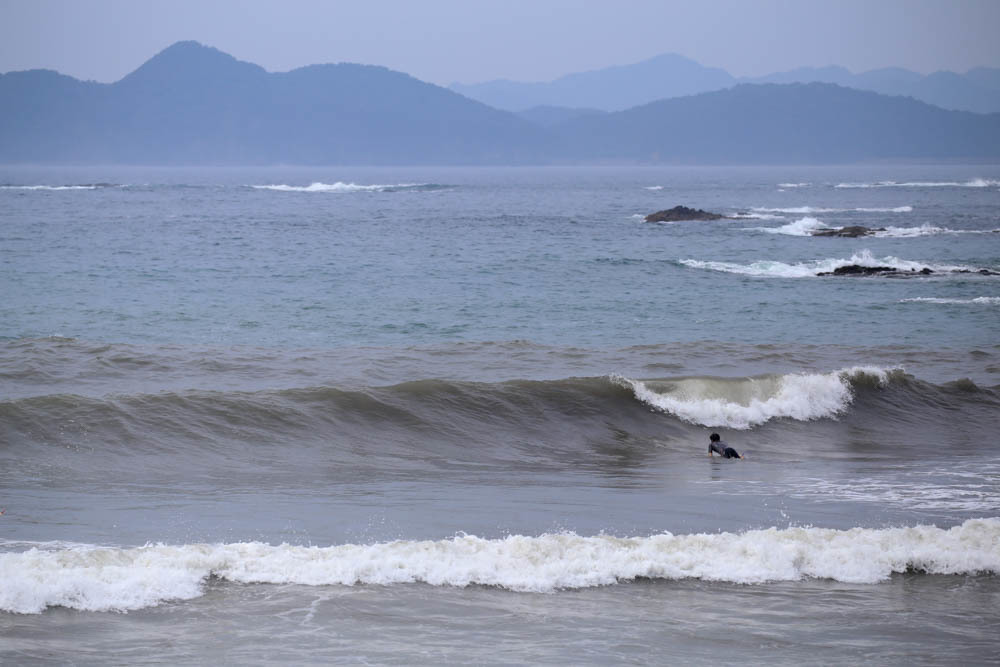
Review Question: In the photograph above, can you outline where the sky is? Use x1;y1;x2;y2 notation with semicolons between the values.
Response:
1;0;998;86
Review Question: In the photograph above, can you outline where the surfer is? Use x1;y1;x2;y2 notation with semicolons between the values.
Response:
708;433;743;459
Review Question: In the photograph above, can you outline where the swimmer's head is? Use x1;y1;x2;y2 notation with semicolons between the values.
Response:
710;433;720;442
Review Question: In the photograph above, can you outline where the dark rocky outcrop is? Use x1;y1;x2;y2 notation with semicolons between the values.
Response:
956;268;1000;276
812;225;885;237
818;265;1000;277
818;265;934;276
645;206;729;222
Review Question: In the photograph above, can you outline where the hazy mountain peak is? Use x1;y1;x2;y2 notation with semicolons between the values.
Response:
118;40;266;87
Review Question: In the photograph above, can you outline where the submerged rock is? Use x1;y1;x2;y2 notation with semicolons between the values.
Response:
645;206;728;222
812;225;885;238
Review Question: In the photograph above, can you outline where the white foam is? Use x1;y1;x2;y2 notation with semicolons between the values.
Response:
900;296;1000;305
612;367;891;430
835;179;999;189
752;206;912;214
680;249;974;278
3;518;997;613
874;224;960;238
780;463;1000;513
0;185;98;191
251;182;427;193
778;182;811;188
644;185;664;190
753;216;832;236
731;212;786;220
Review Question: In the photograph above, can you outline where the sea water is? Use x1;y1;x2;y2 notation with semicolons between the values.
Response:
1;165;999;664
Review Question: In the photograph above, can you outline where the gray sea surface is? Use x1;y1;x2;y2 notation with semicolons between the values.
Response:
1;165;999;664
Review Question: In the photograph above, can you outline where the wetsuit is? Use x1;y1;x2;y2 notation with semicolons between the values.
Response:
709;440;741;459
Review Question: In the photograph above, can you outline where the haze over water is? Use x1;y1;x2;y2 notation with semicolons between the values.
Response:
2;164;999;664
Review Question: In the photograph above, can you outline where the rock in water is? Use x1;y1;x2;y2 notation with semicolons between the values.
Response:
818;265;936;276
812;225;884;237
645;206;728;222
818;265;899;276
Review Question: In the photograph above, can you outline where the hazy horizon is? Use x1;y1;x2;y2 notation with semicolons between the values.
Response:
2;0;998;87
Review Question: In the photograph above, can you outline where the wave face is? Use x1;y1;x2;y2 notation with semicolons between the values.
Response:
250;182;443;193
680;249;982;278
5;363;996;467
3;518;996;613
613;367;893;429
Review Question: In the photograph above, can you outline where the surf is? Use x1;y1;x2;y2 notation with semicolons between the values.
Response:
3;518;997;613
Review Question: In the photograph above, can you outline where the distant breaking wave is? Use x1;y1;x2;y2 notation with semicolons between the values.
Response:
835;179;999;189
0;183;119;191
901;296;1000;305
2;518;996;613
679;249;980;278
251;182;444;193
613;366;893;429
751;216;831;236
749;218;978;238
752;206;913;214
778;182;811;188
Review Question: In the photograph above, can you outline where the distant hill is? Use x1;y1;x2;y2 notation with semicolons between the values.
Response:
745;66;1000;114
2;42;999;165
0;41;551;164
553;83;1000;163
451;53;735;112
515;105;606;127
452;53;1000;114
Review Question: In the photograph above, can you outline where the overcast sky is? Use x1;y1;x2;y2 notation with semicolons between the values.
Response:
2;0;998;85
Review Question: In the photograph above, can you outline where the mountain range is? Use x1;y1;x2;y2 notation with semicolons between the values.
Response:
451;52;1000;114
1;41;998;165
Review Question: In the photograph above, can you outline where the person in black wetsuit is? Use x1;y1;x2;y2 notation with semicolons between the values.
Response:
708;432;743;459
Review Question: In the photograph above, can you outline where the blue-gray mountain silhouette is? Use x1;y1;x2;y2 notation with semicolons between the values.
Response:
0;41;551;164
451;53;735;112
453;52;1000;114
552;82;1000;163
1;42;998;164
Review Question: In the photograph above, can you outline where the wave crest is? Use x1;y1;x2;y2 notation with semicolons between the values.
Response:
612;367;894;429
250;182;442;193
835;179;999;189
3;518;996;613
680;249;978;278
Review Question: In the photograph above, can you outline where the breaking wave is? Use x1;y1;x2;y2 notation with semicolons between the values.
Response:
777;183;811;188
900;296;1000;305
3;518;996;613
250;182;445;193
752;206;913;214
750;220;981;238
874;224;981;238
835;179;999;189
0;183;119;191
751;216;831;236
612;366;894;429
679;249;979;278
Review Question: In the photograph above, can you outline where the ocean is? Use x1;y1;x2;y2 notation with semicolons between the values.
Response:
1;164;999;664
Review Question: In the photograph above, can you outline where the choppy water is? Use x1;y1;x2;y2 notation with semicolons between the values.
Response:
1;165;999;664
